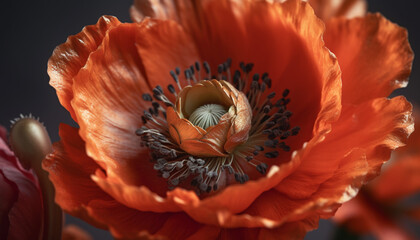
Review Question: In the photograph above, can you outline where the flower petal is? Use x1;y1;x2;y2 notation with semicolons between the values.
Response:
70;21;171;194
369;155;420;202
43;125;210;239
135;19;199;98
334;193;414;240
0;136;42;240
307;0;367;21
276;96;413;199
48;16;121;120
324;13;413;105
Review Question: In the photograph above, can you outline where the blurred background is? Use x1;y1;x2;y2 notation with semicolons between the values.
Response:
1;0;418;239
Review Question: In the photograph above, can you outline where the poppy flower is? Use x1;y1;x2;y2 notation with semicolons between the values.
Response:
44;0;413;238
333;113;420;240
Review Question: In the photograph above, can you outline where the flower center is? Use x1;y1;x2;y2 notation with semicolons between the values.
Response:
136;59;300;195
189;104;227;129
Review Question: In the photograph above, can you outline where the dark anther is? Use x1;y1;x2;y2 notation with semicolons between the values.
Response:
264;140;277;148
256;163;268;175
265;151;279;158
253;150;259;156
184;69;191;79
245;156;253;161
217;64;223;74
252;73;259;82
245;63;254;73
282;89;290;97
143;111;153;120
191;178;198;186
167;84;176;94
152;101;160;110
234;173;240;182
262;72;268;80
141;116;147;124
263;77;272;88
142;93;153;101
190;65;195;74
170;70;179;83
203;61;210;74
267;92;276;99
284;110;293;118
162;171;170;179
242;174;249;183
291;126;300;136
239;62;245;72
148;107;155;116
280;131;291;140
255;145;264;151
153;87;162;96
195;61;200;71
213;184;218;191
263;105;271;114
175;67;180;75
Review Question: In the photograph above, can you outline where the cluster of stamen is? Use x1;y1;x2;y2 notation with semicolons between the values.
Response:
136;59;300;194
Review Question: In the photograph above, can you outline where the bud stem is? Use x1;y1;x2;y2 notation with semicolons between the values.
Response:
9;117;63;240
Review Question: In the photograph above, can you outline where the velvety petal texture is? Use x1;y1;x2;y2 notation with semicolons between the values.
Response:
45;0;414;239
324;13;413;105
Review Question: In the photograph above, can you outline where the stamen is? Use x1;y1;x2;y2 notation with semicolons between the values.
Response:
137;59;301;195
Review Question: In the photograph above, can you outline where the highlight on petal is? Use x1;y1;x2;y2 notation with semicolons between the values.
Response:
324;13;414;105
307;0;367;21
48;16;121;120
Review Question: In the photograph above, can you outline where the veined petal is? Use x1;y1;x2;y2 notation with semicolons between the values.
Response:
48;16;121;120
324;13;413;105
276;96;413;199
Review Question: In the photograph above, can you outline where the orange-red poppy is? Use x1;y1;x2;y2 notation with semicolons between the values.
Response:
44;0;414;239
334;113;420;240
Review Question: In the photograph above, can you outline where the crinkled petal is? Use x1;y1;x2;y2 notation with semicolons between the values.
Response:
324;13;413;105
48;16;121;120
71;20;190;195
276;96;413;199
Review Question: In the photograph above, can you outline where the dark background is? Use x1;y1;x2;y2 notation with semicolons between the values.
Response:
1;0;418;239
